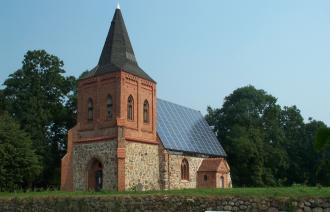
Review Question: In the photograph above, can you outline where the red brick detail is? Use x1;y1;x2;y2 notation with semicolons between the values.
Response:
65;68;158;192
125;137;159;145
197;172;217;188
87;158;103;190
76;135;117;144
117;148;126;159
197;158;230;189
61;128;76;191
198;158;226;172
117;158;125;191
76;70;157;143
77;72;121;131
116;118;125;127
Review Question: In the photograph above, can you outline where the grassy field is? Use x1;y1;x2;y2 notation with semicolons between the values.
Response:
0;186;330;199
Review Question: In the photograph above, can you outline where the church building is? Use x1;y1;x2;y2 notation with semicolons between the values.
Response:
61;6;231;191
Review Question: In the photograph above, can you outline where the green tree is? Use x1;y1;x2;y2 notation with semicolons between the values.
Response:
207;85;330;186
280;106;307;185
3;50;76;187
315;127;330;151
0;112;41;191
306;120;330;185
0;90;4;113
207;86;289;186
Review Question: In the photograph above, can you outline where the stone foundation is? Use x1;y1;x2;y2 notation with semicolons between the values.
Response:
167;154;204;189
72;140;117;191
125;141;160;190
1;196;330;212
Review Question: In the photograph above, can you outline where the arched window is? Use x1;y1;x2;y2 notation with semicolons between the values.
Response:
127;95;134;120
181;159;189;180
143;100;149;123
107;95;113;119
88;98;93;121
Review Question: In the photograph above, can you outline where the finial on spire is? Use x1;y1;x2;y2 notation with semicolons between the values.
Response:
116;2;120;9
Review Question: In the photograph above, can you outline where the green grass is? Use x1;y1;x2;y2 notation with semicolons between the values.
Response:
0;186;330;199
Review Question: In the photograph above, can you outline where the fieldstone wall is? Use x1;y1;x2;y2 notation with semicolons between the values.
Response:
167;154;204;189
72;140;117;191
1;196;330;212
125;142;160;190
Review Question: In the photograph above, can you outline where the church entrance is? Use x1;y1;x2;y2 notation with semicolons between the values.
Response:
220;176;225;188
87;158;103;191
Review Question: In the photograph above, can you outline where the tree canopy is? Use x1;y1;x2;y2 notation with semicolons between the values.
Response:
2;50;76;188
315;128;330;151
0;112;41;191
206;85;330;186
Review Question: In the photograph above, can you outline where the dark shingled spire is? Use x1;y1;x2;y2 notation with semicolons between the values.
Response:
84;8;155;82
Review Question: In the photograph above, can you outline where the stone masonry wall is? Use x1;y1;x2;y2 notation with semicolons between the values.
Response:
125;141;160;191
72;140;117;191
168;154;204;189
1;196;330;212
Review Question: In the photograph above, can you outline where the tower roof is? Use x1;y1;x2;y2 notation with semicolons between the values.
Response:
83;8;155;82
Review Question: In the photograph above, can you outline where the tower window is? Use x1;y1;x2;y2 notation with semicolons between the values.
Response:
127;95;134;120
88;98;93;121
181;159;189;180
143;100;149;123
107;95;113;119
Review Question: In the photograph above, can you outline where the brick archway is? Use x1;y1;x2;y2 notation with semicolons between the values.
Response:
87;158;103;191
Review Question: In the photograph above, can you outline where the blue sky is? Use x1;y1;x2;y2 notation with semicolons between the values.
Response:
1;0;329;125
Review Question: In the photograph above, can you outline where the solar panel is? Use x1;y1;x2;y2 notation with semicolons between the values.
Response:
157;98;227;157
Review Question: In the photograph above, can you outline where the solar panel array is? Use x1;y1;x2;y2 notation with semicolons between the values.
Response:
157;99;227;157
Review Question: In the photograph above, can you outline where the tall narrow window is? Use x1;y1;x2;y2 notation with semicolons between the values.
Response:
107;95;113;119
88;98;93;121
127;95;134;120
181;159;189;180
143;100;149;123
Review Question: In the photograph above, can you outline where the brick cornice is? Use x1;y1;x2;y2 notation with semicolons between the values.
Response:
125;137;158;145
75;135;117;144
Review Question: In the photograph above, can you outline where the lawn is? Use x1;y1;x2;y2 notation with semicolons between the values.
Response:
0;186;330;199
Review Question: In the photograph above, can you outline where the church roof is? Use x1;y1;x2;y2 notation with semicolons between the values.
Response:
198;158;229;172
82;8;155;82
157;99;227;157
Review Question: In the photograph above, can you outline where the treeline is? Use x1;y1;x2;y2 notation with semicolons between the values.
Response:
0;50;329;191
0;50;77;191
206;86;330;187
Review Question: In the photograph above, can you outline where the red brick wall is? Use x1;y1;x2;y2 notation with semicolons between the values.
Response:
71;71;157;191
60;127;76;191
77;71;157;143
197;172;217;188
120;71;157;143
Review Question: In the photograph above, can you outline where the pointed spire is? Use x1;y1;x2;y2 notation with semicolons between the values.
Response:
88;7;155;82
117;2;120;10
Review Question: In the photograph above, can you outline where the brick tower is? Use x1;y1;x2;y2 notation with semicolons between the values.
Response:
61;6;158;191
